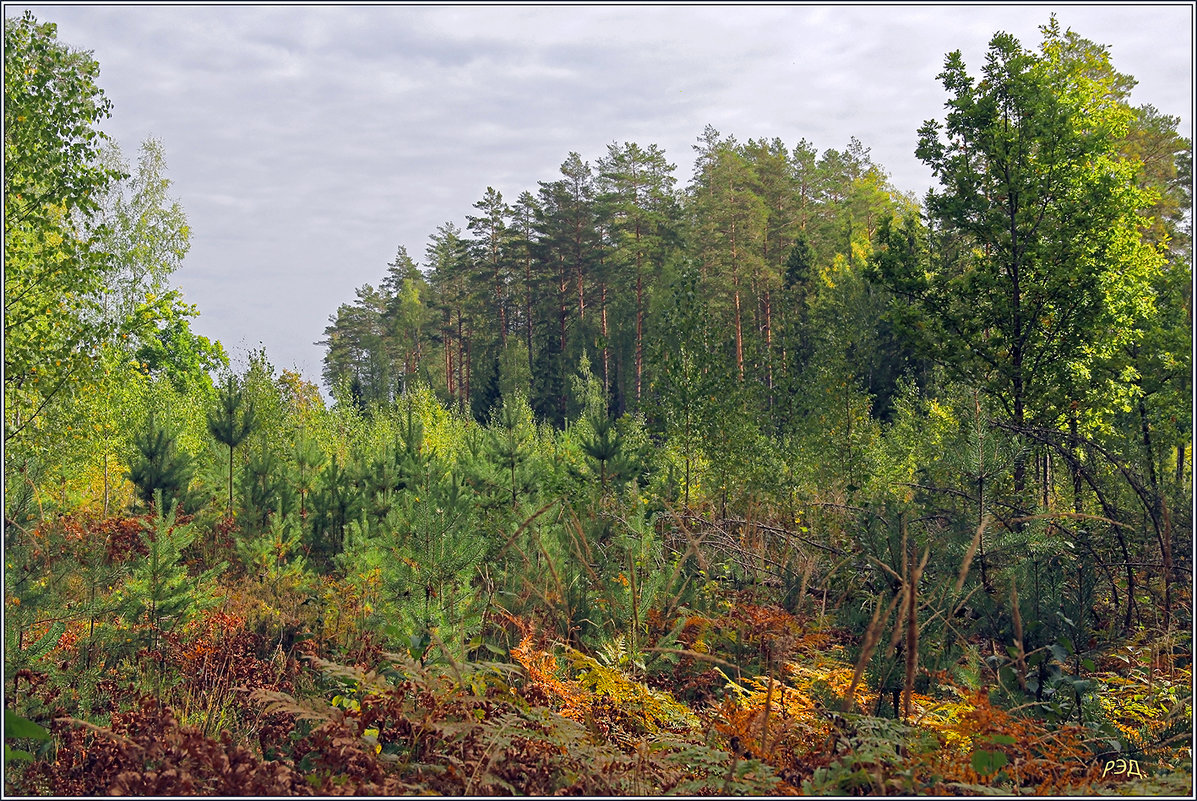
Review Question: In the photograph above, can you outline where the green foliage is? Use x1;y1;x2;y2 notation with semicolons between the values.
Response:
12;621;66;673
240;446;295;532
116;493;225;654
291;431;324;520
133;314;227;394
237;512;310;604
484;392;536;508
4;713;51;765
306;452;358;565
802;716;939;795
579;412;624;492
3;12;123;445
337;418;489;655
206;375;256;515
4;519;90;683
207;376;257;451
649;265;714;507
3;13;1190;798
126;410;193;511
880;20;1165;444
88;137;211;393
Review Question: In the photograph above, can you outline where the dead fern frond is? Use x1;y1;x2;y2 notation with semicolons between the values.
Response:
843;590;901;713
308;654;393;695
250;688;340;724
55;716;142;751
955;517;989;595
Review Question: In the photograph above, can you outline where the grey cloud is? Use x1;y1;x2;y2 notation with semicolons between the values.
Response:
13;3;1192;381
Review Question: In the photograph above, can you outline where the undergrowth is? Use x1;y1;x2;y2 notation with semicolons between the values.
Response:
3;507;1192;796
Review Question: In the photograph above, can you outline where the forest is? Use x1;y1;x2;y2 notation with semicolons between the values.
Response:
3;10;1192;796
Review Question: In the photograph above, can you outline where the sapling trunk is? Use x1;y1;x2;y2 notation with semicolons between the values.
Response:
228;445;234;517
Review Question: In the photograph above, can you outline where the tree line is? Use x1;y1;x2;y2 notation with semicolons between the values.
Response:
321;131;920;428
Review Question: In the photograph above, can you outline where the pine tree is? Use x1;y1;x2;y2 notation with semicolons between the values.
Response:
597;141;679;406
117;492;224;695
126;410;193;511
292;432;324;522
242;445;292;531
688;127;767;384
581;412;623;493
236;511;308;604
206;376;256;517
486;393;534;508
380;245;432;396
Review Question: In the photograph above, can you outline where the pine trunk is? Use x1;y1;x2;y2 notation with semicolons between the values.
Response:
601;281;609;395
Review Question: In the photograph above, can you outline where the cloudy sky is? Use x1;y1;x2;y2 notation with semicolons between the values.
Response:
11;3;1194;389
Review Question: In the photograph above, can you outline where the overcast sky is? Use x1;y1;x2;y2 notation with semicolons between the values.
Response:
10;3;1194;389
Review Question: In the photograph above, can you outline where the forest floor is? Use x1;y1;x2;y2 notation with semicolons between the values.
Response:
4;508;1193;797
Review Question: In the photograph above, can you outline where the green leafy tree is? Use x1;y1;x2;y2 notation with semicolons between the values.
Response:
1110;101;1191;571
89;138;192;344
4;12;123;446
873;20;1165;497
798;254;884;496
133;313;227;394
740;137;800;405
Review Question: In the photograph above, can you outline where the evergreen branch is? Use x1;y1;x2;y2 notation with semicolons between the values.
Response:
494;499;561;560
